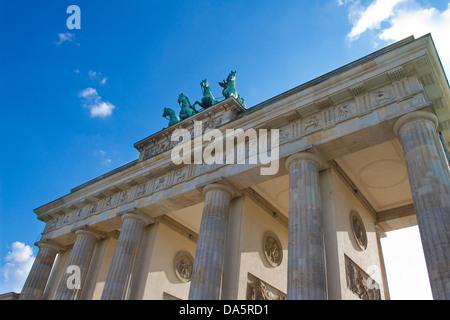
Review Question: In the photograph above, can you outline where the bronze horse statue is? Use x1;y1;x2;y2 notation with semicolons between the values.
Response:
193;79;218;109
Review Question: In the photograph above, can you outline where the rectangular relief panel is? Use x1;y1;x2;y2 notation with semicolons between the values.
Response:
246;273;286;300
345;255;381;300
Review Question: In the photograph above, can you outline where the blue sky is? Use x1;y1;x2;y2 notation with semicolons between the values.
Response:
1;0;448;298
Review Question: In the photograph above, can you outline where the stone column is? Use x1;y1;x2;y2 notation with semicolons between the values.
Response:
19;241;61;300
188;183;235;300
54;228;103;300
42;249;70;300
101;212;153;300
285;152;327;300
393;110;450;300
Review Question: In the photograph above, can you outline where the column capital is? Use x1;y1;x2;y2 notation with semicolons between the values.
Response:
202;183;236;198
393;111;438;137
121;211;154;227
73;226;105;240
35;240;64;252
285;152;323;171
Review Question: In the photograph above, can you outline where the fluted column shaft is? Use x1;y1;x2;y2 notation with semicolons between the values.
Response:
285;152;327;300
394;111;450;300
101;212;152;300
54;229;102;300
188;183;234;300
19;241;60;300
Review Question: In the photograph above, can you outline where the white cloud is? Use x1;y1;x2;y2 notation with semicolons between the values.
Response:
88;70;108;85
78;87;116;118
79;87;98;99
55;32;79;46
342;1;450;74
0;242;35;293
90;101;115;117
346;0;407;41
379;3;450;74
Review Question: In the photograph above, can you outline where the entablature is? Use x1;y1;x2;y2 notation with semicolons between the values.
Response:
35;35;449;242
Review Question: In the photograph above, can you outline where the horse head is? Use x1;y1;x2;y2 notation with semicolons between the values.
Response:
178;93;191;107
177;93;184;105
200;79;209;89
227;70;236;82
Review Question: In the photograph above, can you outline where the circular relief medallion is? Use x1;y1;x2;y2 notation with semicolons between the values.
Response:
173;251;194;282
350;210;367;251
263;231;283;267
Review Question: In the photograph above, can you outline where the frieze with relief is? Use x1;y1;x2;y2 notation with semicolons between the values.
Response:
119;190;130;204
371;85;395;107
173;167;189;184
335;101;355;121
303;115;321;132
135;183;147;198
42;71;425;233
141;116;223;161
88;202;98;215
247;273;286;300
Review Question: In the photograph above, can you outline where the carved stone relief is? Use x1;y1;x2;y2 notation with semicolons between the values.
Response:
350;210;367;251
49;218;58;230
135;183;146;198
201;116;222;132
75;208;84;220
263;231;282;267
103;196;110;209
371;85;395;107
303;115;320;131
173;167;188;184
279;128;290;142
247;273;286;300
63;213;71;224
141;116;222;162
162;292;181;300
89;202;98;214
195;162;213;176
119;190;129;204
143;140;178;161
335;102;354;121
153;176;167;192
345;255;381;300
173;251;194;283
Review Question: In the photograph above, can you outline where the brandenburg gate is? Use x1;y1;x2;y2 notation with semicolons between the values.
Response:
17;34;450;300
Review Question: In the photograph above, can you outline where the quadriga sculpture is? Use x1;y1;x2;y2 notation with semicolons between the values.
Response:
162;107;180;126
218;70;246;108
193;79;218;110
178;93;198;120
